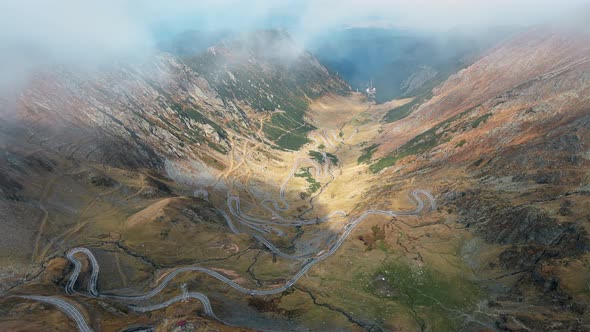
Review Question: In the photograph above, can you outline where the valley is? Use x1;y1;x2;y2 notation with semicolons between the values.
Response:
0;22;589;332
0;91;474;331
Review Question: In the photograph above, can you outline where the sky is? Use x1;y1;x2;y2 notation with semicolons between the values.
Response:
0;0;588;91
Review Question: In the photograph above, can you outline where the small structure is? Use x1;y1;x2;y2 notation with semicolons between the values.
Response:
365;80;376;98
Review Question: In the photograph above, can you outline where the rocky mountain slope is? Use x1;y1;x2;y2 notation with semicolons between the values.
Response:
1;24;590;332
361;23;590;330
0;31;348;331
309;27;508;103
3;30;348;170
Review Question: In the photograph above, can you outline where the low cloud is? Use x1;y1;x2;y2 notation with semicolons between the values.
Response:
0;0;588;93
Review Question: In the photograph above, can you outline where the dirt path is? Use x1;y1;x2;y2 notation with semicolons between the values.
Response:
31;175;58;263
125;174;146;200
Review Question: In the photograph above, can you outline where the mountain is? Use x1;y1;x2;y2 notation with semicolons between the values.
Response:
157;29;231;56
0;30;349;331
1;24;590;332
309;27;512;103
3;30;348;168
361;24;590;330
184;30;350;150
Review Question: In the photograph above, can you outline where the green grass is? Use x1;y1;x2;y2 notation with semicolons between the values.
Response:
181;47;348;151
370;109;469;173
471;113;492;128
358;143;380;164
369;155;401;173
309;151;338;165
276;129;312;150
352;114;372;126
328;153;338;165
455;139;467;148
294;167;321;194
363;261;481;331
369;129;451;173
384;100;418;123
309;150;324;164
384;91;433;123
169;102;228;142
263;111;316;150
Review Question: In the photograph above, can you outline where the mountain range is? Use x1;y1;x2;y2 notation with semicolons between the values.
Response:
0;22;589;332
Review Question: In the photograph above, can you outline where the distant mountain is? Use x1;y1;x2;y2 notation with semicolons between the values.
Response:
184;30;349;150
157;29;231;56
309;27;512;103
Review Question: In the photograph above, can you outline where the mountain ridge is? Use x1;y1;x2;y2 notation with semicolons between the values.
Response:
1;25;589;331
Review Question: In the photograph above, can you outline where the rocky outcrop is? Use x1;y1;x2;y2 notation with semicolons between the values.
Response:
400;65;438;94
444;190;586;250
3;30;348;172
462;202;562;246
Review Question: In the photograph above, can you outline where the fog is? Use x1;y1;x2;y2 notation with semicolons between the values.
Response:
1;0;589;92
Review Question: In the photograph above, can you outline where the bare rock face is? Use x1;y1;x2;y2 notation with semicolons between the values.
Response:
2;30;348;172
400;65;438;94
452;193;564;246
364;25;590;330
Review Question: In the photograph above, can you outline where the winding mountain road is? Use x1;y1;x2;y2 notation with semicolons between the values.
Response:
17;123;437;331
19;295;93;332
21;188;434;330
66;248;99;297
59;190;434;327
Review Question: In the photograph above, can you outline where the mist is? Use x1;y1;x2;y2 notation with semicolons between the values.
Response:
1;0;589;94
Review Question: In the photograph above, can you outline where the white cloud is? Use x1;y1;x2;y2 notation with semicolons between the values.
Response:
0;0;588;93
0;0;154;63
